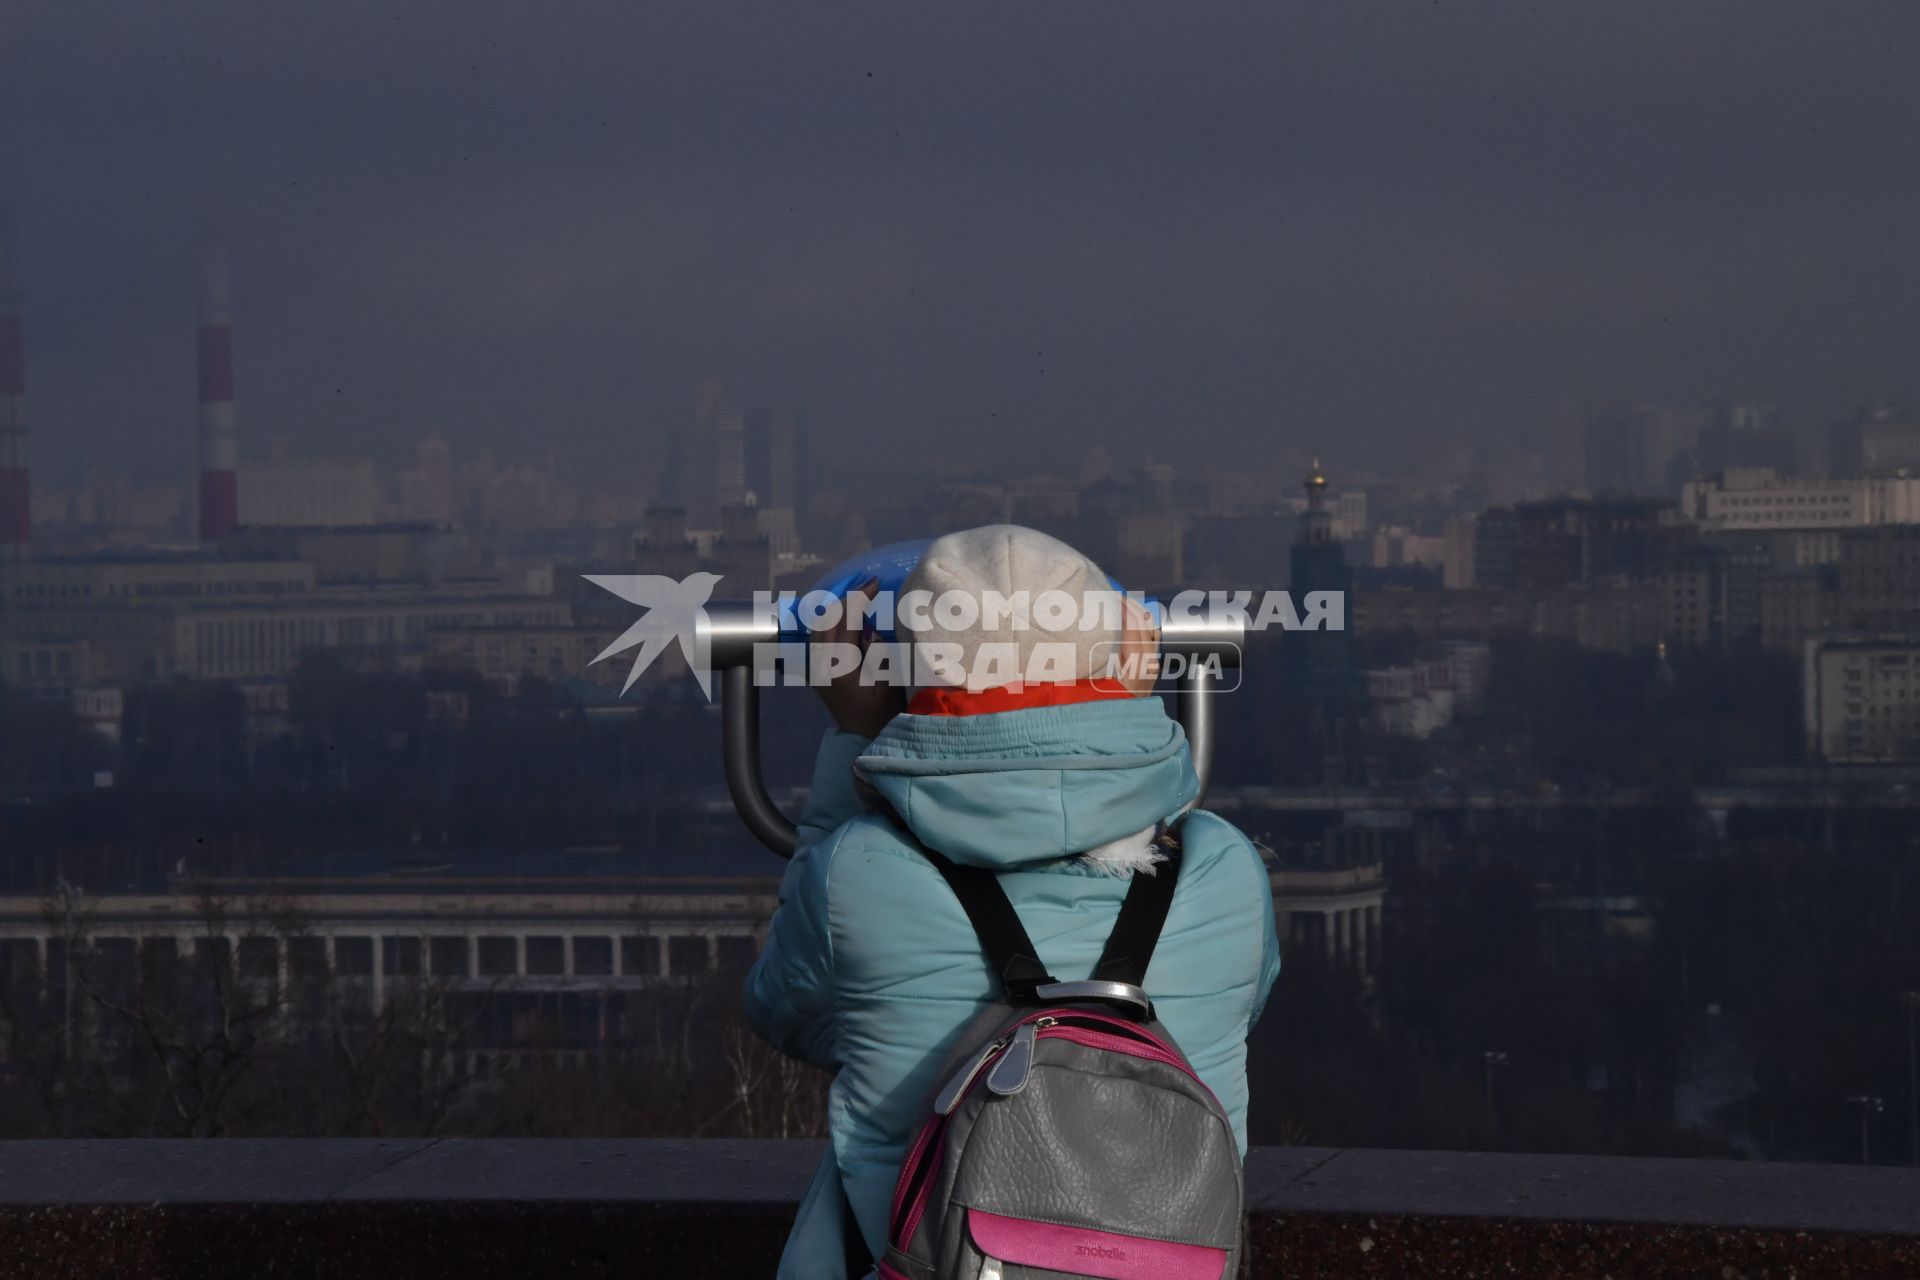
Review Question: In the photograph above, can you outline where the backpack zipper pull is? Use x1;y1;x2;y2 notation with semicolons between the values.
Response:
935;1032;1010;1116
987;1021;1039;1096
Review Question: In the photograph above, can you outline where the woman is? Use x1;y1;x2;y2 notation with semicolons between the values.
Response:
744;524;1280;1279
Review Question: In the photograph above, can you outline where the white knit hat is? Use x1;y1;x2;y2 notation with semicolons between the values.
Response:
898;524;1121;693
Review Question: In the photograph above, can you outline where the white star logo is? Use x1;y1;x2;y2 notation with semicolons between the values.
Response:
584;571;725;698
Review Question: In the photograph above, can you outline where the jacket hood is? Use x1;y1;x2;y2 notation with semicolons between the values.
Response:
853;696;1199;870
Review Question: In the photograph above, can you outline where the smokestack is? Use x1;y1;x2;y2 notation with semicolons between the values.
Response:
196;237;238;543
0;204;28;561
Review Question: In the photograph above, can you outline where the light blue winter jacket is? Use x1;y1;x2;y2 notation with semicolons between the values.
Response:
742;696;1281;1280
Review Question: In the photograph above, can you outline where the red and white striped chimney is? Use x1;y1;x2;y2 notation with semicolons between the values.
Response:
0;204;29;561
196;238;238;543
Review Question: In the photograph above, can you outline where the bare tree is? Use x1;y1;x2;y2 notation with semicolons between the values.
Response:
4;887;829;1142
321;967;500;1136
41;882;305;1137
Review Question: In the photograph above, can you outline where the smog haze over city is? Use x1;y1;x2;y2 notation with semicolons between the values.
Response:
3;1;1919;487
12;6;1920;1264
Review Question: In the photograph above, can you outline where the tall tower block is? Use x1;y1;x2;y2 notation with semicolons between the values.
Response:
0;205;28;561
1285;458;1366;717
196;239;239;543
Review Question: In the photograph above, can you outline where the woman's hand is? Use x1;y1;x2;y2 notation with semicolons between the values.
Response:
815;577;906;738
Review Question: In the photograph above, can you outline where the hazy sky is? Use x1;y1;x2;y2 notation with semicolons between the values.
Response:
3;2;1917;489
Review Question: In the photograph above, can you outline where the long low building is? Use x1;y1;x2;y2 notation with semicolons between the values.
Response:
1352;583;1667;653
0;840;1385;1073
1;590;572;683
0;856;784;1078
1682;468;1920;531
0;553;316;605
0;539;571;686
0;877;780;996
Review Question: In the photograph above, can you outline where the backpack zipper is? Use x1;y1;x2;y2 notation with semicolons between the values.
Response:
934;1032;1013;1116
985;1022;1039;1096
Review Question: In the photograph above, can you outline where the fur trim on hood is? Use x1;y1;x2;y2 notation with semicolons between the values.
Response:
1077;825;1166;877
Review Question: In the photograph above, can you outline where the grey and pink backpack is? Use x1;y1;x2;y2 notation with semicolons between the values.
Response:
867;832;1244;1280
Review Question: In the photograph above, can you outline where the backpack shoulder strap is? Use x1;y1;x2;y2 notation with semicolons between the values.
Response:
1091;844;1184;987
878;802;1184;1002
915;845;1058;1000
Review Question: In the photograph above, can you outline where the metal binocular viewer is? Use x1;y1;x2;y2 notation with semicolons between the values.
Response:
701;541;1247;858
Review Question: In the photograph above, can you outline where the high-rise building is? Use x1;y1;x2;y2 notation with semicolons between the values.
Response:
743;405;806;556
712;502;773;595
1803;636;1920;762
659;380;748;529
743;407;798;511
1285;461;1367;715
1480;495;1690;589
1834;527;1920;631
1829;405;1920;479
1472;507;1516;590
1696;402;1796;476
1331;489;1369;542
0;205;29;562
1758;526;1920;653
392;435;455;523
714;409;745;519
632;506;698;581
736;405;819;548
1584;403;1709;495
742;407;771;505
791;408;811;518
1442;514;1477;589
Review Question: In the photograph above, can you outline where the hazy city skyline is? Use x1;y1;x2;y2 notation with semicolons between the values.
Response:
2;2;1918;490
12;5;1920;1210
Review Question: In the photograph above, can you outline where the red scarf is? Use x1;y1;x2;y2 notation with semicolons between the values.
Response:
907;678;1138;717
